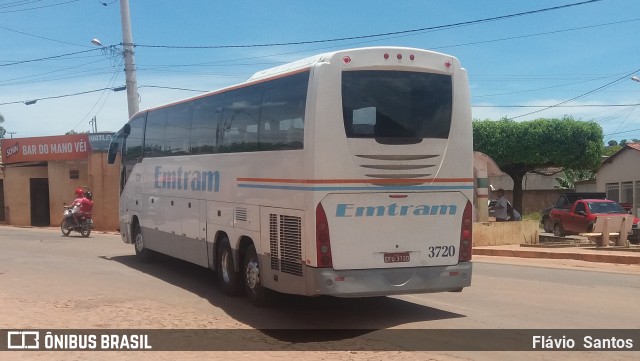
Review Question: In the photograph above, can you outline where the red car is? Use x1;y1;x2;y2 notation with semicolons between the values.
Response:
550;199;640;243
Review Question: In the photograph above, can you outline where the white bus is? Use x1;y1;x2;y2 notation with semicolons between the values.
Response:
108;47;473;305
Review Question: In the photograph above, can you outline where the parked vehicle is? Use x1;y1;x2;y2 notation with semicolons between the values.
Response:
540;192;606;232
549;199;640;243
61;205;93;237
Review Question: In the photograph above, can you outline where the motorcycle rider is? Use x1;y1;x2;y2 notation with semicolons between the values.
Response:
75;191;94;225
81;191;94;218
68;187;85;224
69;188;93;226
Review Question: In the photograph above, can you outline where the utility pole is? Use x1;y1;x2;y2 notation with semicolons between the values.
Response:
89;116;98;133
120;0;139;118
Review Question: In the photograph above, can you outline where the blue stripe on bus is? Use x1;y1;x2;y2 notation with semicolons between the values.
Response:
238;184;474;191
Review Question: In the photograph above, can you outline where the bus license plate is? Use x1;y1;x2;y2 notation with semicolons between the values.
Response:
384;252;410;263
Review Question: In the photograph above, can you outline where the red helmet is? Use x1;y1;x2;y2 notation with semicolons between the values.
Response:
75;187;84;197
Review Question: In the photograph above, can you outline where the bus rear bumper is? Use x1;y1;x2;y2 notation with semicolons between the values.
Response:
305;262;472;297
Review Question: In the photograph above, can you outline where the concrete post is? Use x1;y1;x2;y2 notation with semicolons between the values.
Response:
475;164;489;222
119;0;139;118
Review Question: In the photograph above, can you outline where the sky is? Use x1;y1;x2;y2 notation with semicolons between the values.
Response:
1;0;639;142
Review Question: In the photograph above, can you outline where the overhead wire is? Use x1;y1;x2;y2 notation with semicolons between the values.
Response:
5;0;635;134
506;68;640;120
0;1;46;10
0;0;79;14
70;68;121;132
0;24;89;47
0;86;124;106
135;0;604;49
0;48;101;67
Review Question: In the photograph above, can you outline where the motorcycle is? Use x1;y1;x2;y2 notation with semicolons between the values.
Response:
61;204;93;237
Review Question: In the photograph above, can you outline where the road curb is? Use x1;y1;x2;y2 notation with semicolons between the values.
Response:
473;248;640;265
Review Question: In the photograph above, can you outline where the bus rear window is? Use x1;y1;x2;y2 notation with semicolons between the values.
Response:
342;71;452;142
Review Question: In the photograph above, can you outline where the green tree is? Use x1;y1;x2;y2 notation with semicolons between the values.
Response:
0;112;5;139
603;144;622;157
473;116;603;213
554;169;596;190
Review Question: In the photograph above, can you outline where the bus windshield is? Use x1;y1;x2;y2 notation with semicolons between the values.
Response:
342;70;452;141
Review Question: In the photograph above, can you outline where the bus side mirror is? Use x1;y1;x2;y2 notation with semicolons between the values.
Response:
107;141;119;164
123;123;131;136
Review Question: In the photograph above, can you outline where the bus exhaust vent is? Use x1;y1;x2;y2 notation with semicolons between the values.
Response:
235;207;248;222
354;154;441;184
269;213;302;276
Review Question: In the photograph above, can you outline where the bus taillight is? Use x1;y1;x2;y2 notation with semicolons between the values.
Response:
316;203;333;268
459;200;473;262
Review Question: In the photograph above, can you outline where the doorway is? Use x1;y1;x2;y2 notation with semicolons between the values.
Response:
30;178;50;226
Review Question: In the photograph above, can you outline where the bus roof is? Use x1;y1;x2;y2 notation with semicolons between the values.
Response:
248;46;453;81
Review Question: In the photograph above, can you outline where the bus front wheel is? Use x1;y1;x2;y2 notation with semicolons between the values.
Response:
217;238;242;296
244;244;274;307
133;223;154;262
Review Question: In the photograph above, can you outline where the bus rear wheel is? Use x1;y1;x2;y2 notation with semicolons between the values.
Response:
244;244;274;307
217;238;242;296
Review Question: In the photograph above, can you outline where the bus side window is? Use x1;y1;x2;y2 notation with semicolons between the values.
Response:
144;109;167;157
191;96;222;154
165;102;192;155
259;71;308;150
220;88;260;153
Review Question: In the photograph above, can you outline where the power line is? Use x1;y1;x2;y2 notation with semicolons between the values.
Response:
0;86;126;106
0;1;46;10
139;85;209;93
0;1;615;74
0;48;101;67
0;58;107;85
432;18;639;50
474;103;640;108
604;128;640;137
71;69;121;132
0;24;89;47
0;0;79;14
507;68;640;120
135;0;604;49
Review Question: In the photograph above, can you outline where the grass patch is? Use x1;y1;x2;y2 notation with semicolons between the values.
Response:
523;211;541;222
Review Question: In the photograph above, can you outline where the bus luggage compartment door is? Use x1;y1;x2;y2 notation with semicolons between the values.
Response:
321;192;468;270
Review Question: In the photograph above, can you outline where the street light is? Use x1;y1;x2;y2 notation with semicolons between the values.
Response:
632;75;640;83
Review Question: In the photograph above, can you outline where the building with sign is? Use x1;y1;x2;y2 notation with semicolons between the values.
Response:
0;132;119;230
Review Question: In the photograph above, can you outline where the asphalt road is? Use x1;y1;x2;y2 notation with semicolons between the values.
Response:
0;225;638;360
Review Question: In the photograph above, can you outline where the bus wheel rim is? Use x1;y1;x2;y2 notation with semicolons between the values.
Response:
135;234;144;252
246;259;259;290
221;250;231;283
